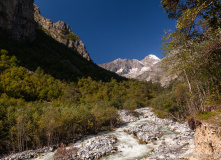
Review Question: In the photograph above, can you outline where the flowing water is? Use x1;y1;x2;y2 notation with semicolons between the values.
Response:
100;109;178;160
34;108;194;160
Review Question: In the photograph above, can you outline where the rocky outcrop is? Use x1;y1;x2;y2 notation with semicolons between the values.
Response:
191;123;221;160
0;0;36;41
34;4;90;61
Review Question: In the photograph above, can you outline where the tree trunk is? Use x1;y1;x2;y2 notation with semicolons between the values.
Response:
183;69;193;94
193;70;204;112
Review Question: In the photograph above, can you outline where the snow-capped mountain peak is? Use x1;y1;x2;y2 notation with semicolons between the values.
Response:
99;54;161;78
148;54;160;60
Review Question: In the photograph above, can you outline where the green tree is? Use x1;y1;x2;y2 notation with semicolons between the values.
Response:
161;0;221;113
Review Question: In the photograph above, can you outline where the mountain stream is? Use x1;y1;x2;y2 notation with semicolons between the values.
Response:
5;107;195;160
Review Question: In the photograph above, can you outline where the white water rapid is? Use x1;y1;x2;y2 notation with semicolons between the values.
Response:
6;107;194;160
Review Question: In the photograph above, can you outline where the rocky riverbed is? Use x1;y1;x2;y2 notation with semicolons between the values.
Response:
3;107;195;160
100;108;194;160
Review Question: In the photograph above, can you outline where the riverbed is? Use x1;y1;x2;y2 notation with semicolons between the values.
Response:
4;107;195;160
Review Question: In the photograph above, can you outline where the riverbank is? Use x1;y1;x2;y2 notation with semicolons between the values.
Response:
3;107;195;160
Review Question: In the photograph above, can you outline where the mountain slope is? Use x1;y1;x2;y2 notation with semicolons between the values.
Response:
0;1;161;156
136;61;177;86
0;29;125;82
34;4;91;61
99;55;161;78
0;2;125;82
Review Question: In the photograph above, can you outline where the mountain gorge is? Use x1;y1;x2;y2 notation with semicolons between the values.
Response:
0;1;154;156
0;0;220;159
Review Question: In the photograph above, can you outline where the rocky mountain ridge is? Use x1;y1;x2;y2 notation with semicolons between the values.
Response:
99;55;161;78
99;55;177;86
34;4;90;61
0;2;90;60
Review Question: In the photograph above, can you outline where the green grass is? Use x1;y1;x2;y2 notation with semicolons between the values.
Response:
197;112;216;120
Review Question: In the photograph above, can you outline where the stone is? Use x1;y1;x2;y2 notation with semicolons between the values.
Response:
0;0;36;41
34;4;91;61
190;123;221;160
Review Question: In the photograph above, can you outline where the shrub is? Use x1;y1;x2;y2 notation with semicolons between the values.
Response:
64;33;78;41
123;99;138;112
154;109;168;119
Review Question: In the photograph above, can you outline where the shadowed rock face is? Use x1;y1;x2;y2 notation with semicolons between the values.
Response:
34;4;91;61
0;0;36;41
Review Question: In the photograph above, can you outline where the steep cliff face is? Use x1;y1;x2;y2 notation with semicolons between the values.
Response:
34;4;90;61
0;0;35;41
191;123;221;160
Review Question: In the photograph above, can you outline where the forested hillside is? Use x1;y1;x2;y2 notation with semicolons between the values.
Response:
0;27;162;154
1;0;220;157
151;0;221;120
0;29;124;82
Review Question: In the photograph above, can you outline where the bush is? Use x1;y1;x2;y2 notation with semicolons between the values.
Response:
150;82;190;120
153;109;168;119
64;33;78;41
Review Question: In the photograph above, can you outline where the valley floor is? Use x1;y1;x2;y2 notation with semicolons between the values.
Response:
4;107;195;160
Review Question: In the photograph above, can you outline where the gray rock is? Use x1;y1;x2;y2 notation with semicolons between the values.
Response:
0;0;36;41
137;61;178;86
118;110;139;123
34;4;90;61
3;146;53;160
70;135;117;160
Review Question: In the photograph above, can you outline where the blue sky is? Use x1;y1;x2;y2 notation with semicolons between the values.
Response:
35;0;176;64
